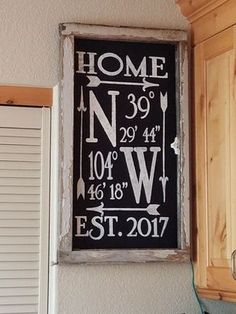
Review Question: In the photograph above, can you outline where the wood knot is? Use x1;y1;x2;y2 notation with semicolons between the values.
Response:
6;99;14;104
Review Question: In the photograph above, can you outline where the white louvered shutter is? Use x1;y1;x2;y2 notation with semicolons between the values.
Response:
0;106;50;314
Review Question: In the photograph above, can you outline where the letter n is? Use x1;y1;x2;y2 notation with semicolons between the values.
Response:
86;90;119;147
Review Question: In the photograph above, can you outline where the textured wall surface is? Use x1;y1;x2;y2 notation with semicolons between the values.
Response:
1;0;236;313
58;263;198;314
0;0;187;86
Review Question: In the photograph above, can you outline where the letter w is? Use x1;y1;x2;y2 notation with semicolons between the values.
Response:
120;147;160;204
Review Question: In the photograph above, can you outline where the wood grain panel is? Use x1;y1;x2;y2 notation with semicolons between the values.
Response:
230;26;236;257
177;0;236;299
176;0;228;19
193;24;236;297
191;0;236;45
0;86;52;107
202;27;233;60
207;266;236;291
198;287;236;302
193;43;207;287
176;0;236;45
206;51;232;267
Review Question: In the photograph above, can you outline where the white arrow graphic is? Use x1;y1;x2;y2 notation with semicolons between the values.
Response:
159;92;169;203
76;86;87;199
86;202;160;216
86;76;159;91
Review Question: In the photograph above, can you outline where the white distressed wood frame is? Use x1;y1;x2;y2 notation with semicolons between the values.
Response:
59;23;190;263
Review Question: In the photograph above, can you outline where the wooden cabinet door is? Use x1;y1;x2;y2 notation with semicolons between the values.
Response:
194;25;236;300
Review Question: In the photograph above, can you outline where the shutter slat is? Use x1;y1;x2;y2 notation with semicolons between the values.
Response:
0;170;40;178
0;220;39;228
0;162;40;171
0;195;40;203
0;278;38;288
0;271;38;279
0;304;38;313
0;262;39;271
0;178;40;187
0;154;40;162
0;228;39;236
0;253;39;262
0;203;39;211
0;212;39;220
0;187;40;195
0;137;40;146
0;287;38;297
0;295;38;305
0;145;40;154
0;245;39;253
0;237;39;245
0;128;40;138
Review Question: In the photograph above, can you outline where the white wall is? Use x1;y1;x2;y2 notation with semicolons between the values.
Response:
0;0;187;87
1;1;236;313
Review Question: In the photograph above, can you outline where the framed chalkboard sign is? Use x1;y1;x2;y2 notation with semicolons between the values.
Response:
59;24;189;263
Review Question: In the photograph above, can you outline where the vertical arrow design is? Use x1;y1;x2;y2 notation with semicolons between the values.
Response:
159;92;169;203
77;86;87;199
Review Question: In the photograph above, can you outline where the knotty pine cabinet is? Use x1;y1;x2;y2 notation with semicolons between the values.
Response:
177;0;236;302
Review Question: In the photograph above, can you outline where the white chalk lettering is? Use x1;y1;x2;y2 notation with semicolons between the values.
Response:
97;52;123;76
149;57;168;78
120;147;161;204
86;90;119;147
124;56;147;77
76;51;97;74
76;51;168;78
75;216;89;237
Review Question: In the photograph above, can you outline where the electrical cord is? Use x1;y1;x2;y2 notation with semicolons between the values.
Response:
190;259;208;314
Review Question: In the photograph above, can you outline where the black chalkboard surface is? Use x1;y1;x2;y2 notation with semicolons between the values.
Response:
72;38;179;250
